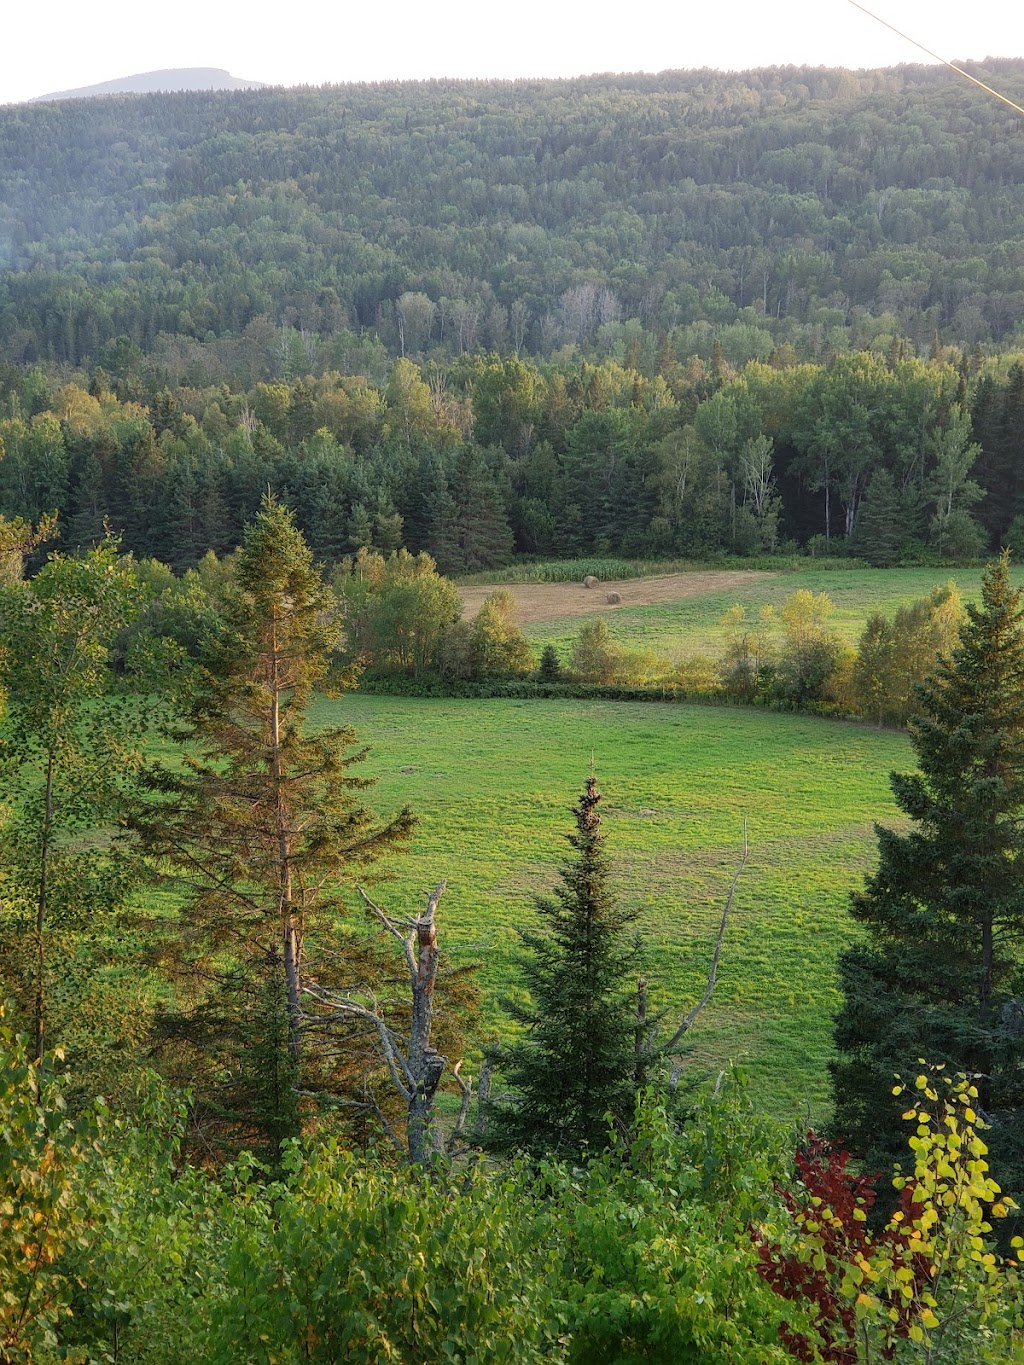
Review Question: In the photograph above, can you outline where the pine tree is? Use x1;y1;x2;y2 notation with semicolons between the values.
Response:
832;555;1024;1195
484;776;647;1160
134;495;415;1160
422;456;464;575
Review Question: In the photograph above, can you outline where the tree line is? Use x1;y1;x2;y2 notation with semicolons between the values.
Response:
1;346;1022;566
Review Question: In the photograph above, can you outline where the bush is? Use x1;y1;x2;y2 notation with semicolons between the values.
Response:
0;1011;99;1363
470;588;534;679
931;509;987;562
568;619;622;684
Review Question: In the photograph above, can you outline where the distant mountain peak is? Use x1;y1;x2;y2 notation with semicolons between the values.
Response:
30;68;266;103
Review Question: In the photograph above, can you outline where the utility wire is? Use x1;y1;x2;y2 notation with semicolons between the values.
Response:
847;0;1024;119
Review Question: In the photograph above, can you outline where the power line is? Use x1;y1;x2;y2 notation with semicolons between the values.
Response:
847;0;1024;119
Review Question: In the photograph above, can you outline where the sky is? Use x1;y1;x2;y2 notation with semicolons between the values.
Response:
1;0;1021;105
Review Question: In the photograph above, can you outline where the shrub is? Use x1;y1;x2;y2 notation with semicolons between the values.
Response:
470;588;534;679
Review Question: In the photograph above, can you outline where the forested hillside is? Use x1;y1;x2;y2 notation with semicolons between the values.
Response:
1;64;1023;568
2;63;1024;369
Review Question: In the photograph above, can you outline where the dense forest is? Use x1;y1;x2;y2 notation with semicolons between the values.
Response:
3;64;1024;366
1;64;1024;567
1;347;1022;570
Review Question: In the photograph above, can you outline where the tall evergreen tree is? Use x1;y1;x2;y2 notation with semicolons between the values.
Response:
422;455;464;575
134;495;415;1160
852;469;905;567
831;555;1024;1195
484;776;647;1160
452;445;514;570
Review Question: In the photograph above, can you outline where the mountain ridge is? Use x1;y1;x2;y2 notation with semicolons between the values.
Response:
29;67;266;103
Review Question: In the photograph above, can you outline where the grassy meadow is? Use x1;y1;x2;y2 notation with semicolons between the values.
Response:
321;693;912;1122
521;564;1024;660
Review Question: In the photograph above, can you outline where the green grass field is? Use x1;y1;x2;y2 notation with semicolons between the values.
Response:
317;693;912;1122
523;565;1024;661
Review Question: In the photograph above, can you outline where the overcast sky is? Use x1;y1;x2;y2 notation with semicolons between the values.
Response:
2;0;1021;105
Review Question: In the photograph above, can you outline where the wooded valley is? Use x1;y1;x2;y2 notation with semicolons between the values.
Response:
3;62;1024;1362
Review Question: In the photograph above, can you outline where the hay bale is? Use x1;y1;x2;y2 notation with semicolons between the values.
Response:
606;591;621;604
583;575;600;588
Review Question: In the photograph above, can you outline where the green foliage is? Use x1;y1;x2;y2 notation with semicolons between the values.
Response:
538;643;563;681
716;589;851;709
336;546;462;677
199;1149;566;1364
774;589;849;707
47;1070;821;1365
0;538;148;1097
568;619;624;684
469;588;534;679
133;498;415;1161
852;584;965;727
833;555;1024;1198
484;776;648;1160
0;1009;98;1363
719;602;777;700
549;1077;801;1364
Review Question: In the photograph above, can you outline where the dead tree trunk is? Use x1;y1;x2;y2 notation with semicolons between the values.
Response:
404;881;445;1165
303;880;468;1167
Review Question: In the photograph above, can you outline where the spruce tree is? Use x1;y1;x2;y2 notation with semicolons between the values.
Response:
484;776;647;1160
134;495;415;1160
453;445;514;571
852;469;904;567
832;555;1024;1195
538;643;562;682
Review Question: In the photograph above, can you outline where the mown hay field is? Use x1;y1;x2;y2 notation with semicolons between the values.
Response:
318;694;911;1120
462;564;1024;660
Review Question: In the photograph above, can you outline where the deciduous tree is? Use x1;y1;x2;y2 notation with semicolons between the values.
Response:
0;537;142;1078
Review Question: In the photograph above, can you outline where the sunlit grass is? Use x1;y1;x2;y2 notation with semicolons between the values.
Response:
314;693;912;1122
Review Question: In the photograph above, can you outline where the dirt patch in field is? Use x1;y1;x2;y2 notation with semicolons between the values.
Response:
459;570;778;626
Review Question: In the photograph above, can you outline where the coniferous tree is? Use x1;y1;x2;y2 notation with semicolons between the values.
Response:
484;776;647;1160
538;643;562;682
134;495;415;1160
832;555;1024;1196
452;445;514;570
422;456;464;575
852;469;905;567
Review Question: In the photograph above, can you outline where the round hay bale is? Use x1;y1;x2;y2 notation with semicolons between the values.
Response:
583;575;600;588
606;591;621;604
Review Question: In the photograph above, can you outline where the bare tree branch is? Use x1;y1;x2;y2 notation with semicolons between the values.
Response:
446;1060;473;1155
664;819;747;1055
307;880;456;1165
303;983;415;1097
